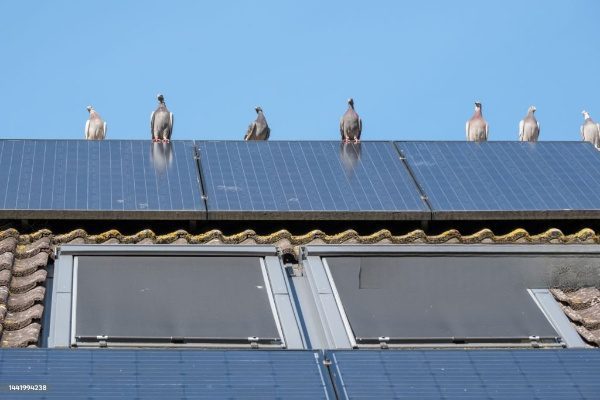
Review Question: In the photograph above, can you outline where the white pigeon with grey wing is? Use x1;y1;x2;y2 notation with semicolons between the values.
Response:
519;105;540;142
581;110;600;148
340;98;362;143
150;94;174;143
244;107;270;140
466;102;488;141
85;106;107;140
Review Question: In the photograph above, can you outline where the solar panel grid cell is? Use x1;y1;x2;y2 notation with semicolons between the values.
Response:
198;141;429;219
397;141;600;219
331;350;600;400
0;140;205;219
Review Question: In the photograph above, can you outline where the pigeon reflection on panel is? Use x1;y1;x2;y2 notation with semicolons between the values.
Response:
151;94;174;143
581;110;600;149
466;102;488;142
244;107;270;140
339;142;362;178
150;141;173;175
340;98;362;143
85;106;107;140
519;106;540;142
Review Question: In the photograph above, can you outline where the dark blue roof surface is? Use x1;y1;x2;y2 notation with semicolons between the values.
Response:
329;349;600;400
0;349;333;399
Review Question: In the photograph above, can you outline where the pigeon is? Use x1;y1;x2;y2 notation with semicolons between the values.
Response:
340;98;362;143
465;101;488;141
581;110;600;148
244;107;270;140
150;94;174;143
84;106;107;140
519;105;540;142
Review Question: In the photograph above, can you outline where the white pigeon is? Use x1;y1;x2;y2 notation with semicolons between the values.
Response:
519;105;540;142
85;106;107;140
581;110;600;148
465;102;488;141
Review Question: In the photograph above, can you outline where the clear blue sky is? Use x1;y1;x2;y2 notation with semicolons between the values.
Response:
1;1;598;141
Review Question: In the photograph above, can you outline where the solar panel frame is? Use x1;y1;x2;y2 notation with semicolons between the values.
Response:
396;141;600;220
197;141;430;220
0;139;206;220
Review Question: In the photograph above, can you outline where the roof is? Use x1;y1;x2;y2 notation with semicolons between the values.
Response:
0;227;599;347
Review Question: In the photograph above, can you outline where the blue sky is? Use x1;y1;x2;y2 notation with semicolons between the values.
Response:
1;1;598;141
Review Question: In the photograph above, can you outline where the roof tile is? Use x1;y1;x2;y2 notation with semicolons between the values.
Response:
9;269;47;294
1;323;40;347
12;252;49;277
7;286;45;312
0;252;14;271
4;304;44;330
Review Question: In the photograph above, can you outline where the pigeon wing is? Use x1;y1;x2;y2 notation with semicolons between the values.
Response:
339;117;345;140
103;122;107;139
465;121;470;140
245;122;257;140
168;112;174;139
357;116;362;140
518;119;524;140
85;120;90;140
150;111;156;138
484;122;489;140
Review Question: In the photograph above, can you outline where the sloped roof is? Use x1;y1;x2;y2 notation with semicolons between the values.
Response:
0;227;599;347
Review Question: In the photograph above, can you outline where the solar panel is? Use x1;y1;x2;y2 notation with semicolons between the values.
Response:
0;349;334;399
0;140;204;219
330;350;600;400
198;141;429;219
396;141;600;219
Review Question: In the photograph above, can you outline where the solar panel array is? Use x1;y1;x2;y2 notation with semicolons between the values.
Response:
198;141;429;219
0;140;204;218
330;349;600;400
0;349;333;399
1;139;600;220
397;141;600;219
2;348;597;399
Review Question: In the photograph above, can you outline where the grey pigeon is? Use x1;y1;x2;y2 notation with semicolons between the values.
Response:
85;106;107;140
340;98;362;143
244;107;270;141
581;110;600;148
519;105;540;142
465;102;488;141
150;94;174;143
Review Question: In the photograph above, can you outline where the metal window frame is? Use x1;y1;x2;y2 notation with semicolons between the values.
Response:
49;245;305;349
300;244;597;349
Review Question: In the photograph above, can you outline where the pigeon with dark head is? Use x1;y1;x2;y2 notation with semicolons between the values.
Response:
465;101;488;141
85;106;107;140
244;106;270;140
519;105;540;142
150;94;174;143
340;98;362;143
581;110;600;148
